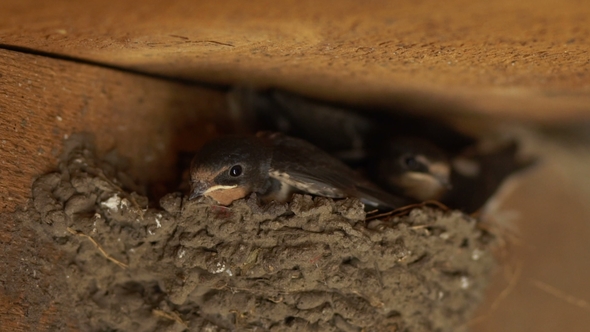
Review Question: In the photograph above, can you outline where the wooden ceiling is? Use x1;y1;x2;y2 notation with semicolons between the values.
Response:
1;0;589;121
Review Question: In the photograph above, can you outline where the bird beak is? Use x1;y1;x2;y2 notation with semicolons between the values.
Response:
429;163;452;190
189;181;210;200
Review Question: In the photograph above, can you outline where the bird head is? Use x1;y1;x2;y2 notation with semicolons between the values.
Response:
189;136;272;205
380;137;451;201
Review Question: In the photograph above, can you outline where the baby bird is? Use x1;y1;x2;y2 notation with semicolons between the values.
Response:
189;132;412;210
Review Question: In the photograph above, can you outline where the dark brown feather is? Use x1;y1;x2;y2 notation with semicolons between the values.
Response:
260;132;412;209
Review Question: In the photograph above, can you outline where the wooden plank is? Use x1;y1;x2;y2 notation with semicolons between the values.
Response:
1;0;589;121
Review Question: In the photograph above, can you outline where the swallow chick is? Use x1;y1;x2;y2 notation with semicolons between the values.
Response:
372;137;452;202
189;132;412;210
373;137;536;213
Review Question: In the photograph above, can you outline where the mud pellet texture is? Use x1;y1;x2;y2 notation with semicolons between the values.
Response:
26;137;495;331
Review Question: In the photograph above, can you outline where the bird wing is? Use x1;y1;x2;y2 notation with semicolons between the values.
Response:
266;132;356;198
261;132;411;210
268;168;348;198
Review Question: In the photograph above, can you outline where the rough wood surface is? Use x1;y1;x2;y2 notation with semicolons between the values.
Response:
0;49;227;213
1;0;589;122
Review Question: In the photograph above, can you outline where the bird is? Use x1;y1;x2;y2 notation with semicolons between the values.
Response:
188;132;413;210
368;137;453;202
372;137;536;213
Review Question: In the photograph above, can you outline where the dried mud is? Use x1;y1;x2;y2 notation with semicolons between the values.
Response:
22;137;495;331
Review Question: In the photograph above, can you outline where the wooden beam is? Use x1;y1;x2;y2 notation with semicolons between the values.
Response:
1;0;589;121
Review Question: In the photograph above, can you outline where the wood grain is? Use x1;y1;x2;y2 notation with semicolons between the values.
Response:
1;0;589;121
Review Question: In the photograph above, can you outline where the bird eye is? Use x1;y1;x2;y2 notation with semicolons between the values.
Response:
403;155;420;170
229;165;243;177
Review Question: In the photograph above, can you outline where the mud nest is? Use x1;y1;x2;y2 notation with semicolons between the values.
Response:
27;138;495;331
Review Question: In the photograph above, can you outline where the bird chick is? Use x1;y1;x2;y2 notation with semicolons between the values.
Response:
373;137;452;202
189;132;412;210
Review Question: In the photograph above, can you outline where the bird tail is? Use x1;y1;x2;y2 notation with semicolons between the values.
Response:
356;185;415;211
